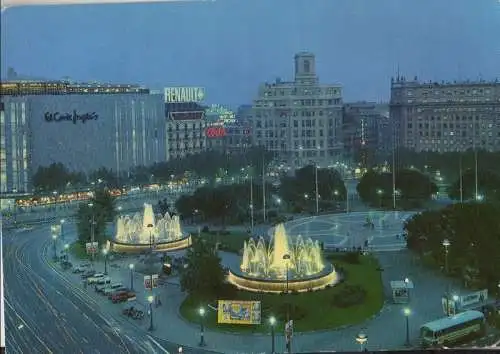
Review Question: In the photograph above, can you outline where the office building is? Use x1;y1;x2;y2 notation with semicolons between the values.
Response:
0;80;166;194
390;77;500;153
249;52;344;168
165;87;207;160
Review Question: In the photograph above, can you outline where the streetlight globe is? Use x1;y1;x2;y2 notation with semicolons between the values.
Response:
147;295;154;304
129;263;134;270
103;249;108;255
52;234;57;240
442;239;451;247
60;219;65;224
403;308;411;316
269;316;276;326
64;244;69;250
452;294;459;301
199;307;205;316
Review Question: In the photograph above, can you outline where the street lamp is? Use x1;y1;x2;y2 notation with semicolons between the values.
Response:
315;163;319;215
148;295;154;331
88;202;95;264
64;243;69;260
376;189;383;208
404;277;411;302
442;238;451;315
51;233;58;260
282;253;291;354
60;219;65;242
403;308;411;346
129;263;134;290
198;307;206;346
355;331;368;351
269;316;276;354
102;248;108;275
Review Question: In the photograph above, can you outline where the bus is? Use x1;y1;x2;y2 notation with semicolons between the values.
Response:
420;310;486;347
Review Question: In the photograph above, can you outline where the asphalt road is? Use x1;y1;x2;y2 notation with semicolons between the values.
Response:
2;224;219;354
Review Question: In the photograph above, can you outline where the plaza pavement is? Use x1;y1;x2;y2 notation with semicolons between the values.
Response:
55;211;474;354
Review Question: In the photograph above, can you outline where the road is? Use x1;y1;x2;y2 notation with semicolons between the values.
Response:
2;224;219;354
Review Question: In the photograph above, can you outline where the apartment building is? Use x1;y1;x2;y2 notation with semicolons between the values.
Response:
390;77;500;152
249;52;344;168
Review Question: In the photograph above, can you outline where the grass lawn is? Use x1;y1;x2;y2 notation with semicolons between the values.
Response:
200;231;250;254
180;254;384;333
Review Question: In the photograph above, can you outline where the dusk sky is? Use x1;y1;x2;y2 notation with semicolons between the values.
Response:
1;0;499;107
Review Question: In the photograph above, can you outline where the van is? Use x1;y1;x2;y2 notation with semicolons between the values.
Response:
103;283;124;296
87;273;105;284
95;277;112;285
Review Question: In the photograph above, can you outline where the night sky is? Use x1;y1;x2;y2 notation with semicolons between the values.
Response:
1;0;499;107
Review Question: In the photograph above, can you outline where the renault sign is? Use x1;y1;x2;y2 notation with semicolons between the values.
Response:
165;87;205;103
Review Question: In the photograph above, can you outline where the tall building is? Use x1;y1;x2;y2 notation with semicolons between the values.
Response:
165;87;207;160
390;77;500;153
342;102;386;167
249;52;344;168
0;80;166;194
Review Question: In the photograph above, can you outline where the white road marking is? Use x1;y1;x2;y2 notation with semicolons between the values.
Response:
147;335;169;353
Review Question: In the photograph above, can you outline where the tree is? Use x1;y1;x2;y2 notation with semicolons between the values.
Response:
76;188;116;245
405;203;500;291
279;165;346;211
357;168;437;208
32;162;85;193
180;236;226;300
89;167;121;188
448;169;500;201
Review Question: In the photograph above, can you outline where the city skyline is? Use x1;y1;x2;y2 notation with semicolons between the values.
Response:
1;0;499;107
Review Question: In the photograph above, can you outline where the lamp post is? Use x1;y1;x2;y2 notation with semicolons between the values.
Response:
60;219;65;242
404;277;411;302
442;238;451;316
88;202;95;264
377;189;383;209
315;163;319;215
282;253;291;354
198;307;206;346
51;233;58;261
147;295;154;331
64;243;69;260
250;172;254;235
403;308;411;346
102;248;108;275
269;316;276;354
129;263;134;290
147;223;154;301
355;332;368;351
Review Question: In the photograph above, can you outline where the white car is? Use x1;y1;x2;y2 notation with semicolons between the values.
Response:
87;273;105;284
103;283;125;296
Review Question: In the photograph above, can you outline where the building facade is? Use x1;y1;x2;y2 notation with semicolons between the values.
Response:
0;80;166;194
390;77;500;152
165;101;207;160
342;102;386;167
249;52;344;168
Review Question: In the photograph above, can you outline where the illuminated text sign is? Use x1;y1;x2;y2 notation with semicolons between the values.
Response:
165;87;205;103
44;111;98;124
206;126;226;138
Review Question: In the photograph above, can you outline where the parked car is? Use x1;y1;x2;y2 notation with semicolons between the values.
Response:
61;261;72;270
87;273;105;284
95;284;108;293
105;286;128;300
112;291;136;303
81;270;96;279
102;283;124;296
95;277;112;285
73;263;91;273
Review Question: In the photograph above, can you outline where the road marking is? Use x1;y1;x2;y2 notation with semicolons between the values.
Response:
147;335;169;353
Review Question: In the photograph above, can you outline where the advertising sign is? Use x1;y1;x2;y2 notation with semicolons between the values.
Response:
44;111;98;124
143;274;159;290
441;296;458;316
285;320;294;342
85;242;98;255
205;126;226;138
165;87;205;103
460;289;488;308
217;300;261;325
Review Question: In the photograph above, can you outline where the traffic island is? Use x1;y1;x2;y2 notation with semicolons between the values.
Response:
179;254;384;333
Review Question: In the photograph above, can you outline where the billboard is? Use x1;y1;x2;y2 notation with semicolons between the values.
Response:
85;242;98;255
143;274;159;290
206;126;226;138
165;87;205;103
217;300;261;325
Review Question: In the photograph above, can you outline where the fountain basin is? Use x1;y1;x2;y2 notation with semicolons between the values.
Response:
227;264;338;293
111;234;192;254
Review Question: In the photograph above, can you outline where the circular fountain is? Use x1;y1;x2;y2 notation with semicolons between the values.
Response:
227;224;339;293
110;203;192;253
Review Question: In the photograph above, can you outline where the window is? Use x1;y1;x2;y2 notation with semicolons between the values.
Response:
303;60;310;73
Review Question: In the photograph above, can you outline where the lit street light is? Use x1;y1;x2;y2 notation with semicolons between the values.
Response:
129;263;134;290
148;295;154;331
442;239;451;315
403;308;411;346
60;219;65;242
282;253;291;354
199;307;206;346
64;243;69;260
269;316;276;354
355;331;368;351
51;233;58;261
102;248;108;275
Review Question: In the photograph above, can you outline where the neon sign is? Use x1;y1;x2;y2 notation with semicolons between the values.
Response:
206;126;226;138
44;111;98;124
205;104;236;124
165;87;205;103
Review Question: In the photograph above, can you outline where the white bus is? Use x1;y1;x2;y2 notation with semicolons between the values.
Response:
420;310;486;347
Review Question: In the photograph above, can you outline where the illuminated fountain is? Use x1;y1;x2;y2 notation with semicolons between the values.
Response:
228;224;338;293
111;203;192;253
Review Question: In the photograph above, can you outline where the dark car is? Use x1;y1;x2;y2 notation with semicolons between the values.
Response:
107;287;128;299
112;291;136;303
